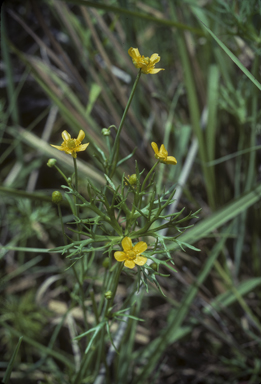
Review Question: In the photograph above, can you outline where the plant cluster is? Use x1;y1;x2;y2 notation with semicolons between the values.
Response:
45;50;199;381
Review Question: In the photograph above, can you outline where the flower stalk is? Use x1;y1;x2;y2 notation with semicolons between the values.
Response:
109;69;141;177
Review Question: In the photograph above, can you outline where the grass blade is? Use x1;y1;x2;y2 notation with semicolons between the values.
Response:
2;336;23;384
60;0;203;34
202;22;261;91
204;277;261;314
1;6;19;126
169;183;261;251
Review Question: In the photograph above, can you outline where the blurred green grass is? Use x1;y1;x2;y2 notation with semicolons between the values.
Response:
1;0;261;383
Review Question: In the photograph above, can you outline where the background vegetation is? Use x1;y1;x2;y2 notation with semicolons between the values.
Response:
1;0;261;383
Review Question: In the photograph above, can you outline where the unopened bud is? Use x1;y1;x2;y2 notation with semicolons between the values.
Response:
105;290;112;299
128;174;137;186
151;263;158;272
102;128;111;136
52;191;63;204
47;158;57;168
102;258;110;269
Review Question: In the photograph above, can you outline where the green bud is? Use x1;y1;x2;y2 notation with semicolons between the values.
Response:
52;191;63;204
128;174;137;186
105;290;112;299
47;158;57;168
102;258;110;269
102;128;111;136
151;263;158;272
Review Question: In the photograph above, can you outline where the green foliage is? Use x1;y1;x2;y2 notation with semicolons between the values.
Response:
1;0;261;383
6;199;58;240
0;291;48;361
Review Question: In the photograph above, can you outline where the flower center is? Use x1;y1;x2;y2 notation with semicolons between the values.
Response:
126;250;136;260
67;139;76;149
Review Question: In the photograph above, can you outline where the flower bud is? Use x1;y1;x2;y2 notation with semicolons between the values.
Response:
52;191;63;204
128;174;137;186
105;290;112;299
47;158;57;168
102;258;110;269
102;128;111;136
151;262;158;272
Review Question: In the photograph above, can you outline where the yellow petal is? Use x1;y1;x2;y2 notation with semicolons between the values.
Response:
165;156;177;165
128;47;140;59
50;144;64;151
149;68;165;74
150;54;160;63
77;130;85;142
71;151;77;158
124;260;135;269
133;241;147;254
114;252;127;261
62;130;71;141
157;153;166;160
122;237;132;252
128;47;134;57
77;143;89;152
159;144;168;158
134;256;147;266
63;149;73;155
151;142;159;155
133;48;141;58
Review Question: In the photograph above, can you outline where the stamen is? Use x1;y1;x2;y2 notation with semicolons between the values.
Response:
67;139;76;149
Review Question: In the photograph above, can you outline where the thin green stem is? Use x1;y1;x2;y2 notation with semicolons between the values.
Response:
140;160;160;194
98;263;124;324
109;70;141;177
72;157;80;223
73;158;84;278
57;200;84;313
90;290;99;324
73;157;79;193
94;326;111;383
54;165;69;185
72;157;88;331
98;269;109;316
110;263;124;303
57;204;67;246
73;350;93;384
106;135;111;155
91;263;123;381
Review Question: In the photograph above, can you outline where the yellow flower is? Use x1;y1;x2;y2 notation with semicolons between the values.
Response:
114;237;147;269
151;142;177;165
128;47;164;75
51;130;89;158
